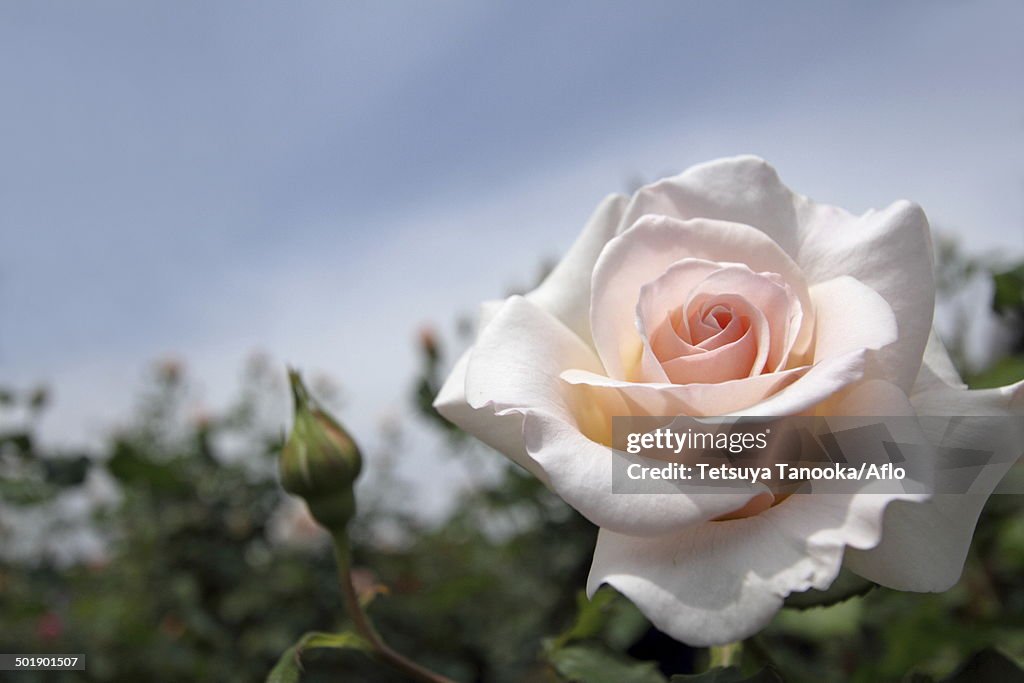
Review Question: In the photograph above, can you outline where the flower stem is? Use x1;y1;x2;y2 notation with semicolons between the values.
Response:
332;533;457;683
709;641;743;669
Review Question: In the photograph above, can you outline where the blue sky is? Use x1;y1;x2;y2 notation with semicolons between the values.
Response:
2;1;1023;511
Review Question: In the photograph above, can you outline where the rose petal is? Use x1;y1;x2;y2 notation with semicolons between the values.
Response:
650;309;746;359
681;266;800;372
461;295;763;535
660;323;760;384
619;155;934;391
731;349;878;417
464;297;607;428
435;347;551;483
434;299;551;483
913;329;967;393
634;258;722;382
591;215;813;381
809;276;898;362
561;365;809;418
618;155;803;259
843;376;1024;591
586;489;891;646
798;199;935;391
690;309;747;350
587;380;930;646
527;193;627;348
636;266;777;384
522;410;766;535
657;291;771;384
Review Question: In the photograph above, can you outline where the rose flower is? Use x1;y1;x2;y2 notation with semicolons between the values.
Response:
435;156;1023;645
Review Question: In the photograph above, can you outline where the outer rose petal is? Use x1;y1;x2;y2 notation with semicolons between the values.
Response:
914;329;967;393
463;296;764;535
561;364;807;418
588;380;930;646
808;276;897;363
798;198;935;391
619;156;934;391
619;156;805;258
527;193;627;347
587;519;832;648
844;493;992;592
842;357;1024;592
521;410;767;536
435;347;550;485
586;495;862;647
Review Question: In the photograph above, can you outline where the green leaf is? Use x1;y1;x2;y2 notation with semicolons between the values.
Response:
783;567;874;609
940;649;1024;683
549;644;667;683
266;646;302;683
603;597;651;652
550;588;618;649
772;596;861;639
670;666;783;682
968;355;1024;389
299;631;369;650
265;631;370;683
991;266;1024;315
105;444;187;493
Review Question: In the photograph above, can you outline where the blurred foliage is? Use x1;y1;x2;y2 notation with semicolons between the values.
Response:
0;351;609;682
0;363;343;681
1;245;1024;681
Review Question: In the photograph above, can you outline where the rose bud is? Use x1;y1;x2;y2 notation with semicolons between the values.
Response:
280;369;362;535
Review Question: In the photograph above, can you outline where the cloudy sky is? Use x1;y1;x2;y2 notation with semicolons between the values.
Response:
2;1;1023;512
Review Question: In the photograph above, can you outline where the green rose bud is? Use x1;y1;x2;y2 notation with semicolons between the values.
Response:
280;369;362;534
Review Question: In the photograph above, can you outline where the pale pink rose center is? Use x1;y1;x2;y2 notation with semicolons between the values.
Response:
636;259;803;385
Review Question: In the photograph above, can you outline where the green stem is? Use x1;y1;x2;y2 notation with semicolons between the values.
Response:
332;533;457;683
709;641;743;669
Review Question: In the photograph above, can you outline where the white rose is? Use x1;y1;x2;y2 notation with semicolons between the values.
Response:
434;156;1023;645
